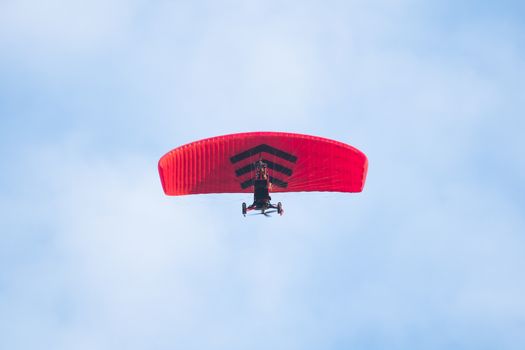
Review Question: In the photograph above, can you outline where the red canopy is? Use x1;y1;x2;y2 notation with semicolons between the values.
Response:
158;132;368;195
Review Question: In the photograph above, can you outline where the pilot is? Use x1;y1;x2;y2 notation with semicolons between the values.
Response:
253;160;271;205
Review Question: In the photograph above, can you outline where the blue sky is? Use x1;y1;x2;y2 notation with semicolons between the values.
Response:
1;1;524;349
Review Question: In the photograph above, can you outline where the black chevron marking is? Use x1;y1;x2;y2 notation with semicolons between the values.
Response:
240;179;254;189
240;176;288;189
235;159;293;177
230;144;297;164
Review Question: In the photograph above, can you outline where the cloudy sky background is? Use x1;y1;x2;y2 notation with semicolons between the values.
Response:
1;0;524;349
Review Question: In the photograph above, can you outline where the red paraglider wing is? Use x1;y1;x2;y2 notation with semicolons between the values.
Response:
158;132;368;195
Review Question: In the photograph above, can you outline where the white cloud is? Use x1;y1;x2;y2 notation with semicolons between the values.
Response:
0;0;138;55
2;0;525;349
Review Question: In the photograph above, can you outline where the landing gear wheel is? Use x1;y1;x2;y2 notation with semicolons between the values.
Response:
277;202;283;215
242;202;247;216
